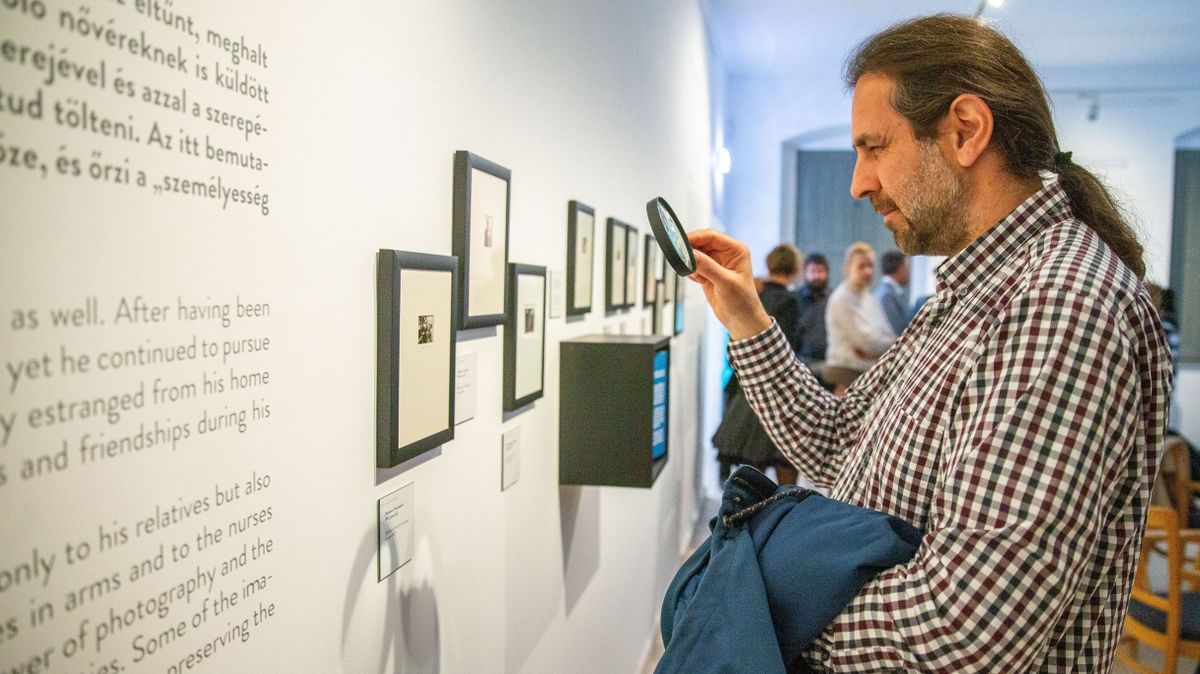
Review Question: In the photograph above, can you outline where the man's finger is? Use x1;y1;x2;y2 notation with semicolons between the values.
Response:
691;249;734;285
688;228;742;255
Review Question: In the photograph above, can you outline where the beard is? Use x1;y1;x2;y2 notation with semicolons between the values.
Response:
872;142;970;256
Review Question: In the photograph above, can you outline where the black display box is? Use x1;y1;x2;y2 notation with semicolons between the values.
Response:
559;335;670;488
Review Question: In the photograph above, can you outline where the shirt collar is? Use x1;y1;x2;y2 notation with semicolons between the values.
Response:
936;180;1072;297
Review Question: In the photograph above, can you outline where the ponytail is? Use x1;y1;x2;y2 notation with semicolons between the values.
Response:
1055;160;1146;278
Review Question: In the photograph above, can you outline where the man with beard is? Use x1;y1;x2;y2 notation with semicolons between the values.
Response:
685;14;1171;673
793;253;831;367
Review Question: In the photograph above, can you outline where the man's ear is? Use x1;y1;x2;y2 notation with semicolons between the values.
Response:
941;93;993;168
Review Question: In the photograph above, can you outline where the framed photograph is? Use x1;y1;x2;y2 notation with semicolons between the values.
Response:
505;263;547;410
453;151;510;329
643;233;660;307
625;225;639;309
566;201;595;316
663;257;676;305
377;250;458;468
605;218;628;311
652;280;666;334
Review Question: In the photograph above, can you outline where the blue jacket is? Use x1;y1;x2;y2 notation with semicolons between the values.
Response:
875;277;911;336
658;467;922;673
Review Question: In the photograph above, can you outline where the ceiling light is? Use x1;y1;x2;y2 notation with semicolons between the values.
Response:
718;148;732;175
974;0;1004;16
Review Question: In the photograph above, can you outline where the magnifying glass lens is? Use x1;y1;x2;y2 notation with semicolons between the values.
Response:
646;197;696;276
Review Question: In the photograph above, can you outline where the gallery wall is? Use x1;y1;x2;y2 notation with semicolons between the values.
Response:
0;0;716;672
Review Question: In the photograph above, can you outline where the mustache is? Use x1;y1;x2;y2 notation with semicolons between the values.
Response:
871;194;898;215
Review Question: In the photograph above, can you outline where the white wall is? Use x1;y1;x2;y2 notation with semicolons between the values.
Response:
722;69;852;272
0;1;714;672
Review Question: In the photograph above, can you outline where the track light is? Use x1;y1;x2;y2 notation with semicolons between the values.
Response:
717;148;732;175
974;0;1004;17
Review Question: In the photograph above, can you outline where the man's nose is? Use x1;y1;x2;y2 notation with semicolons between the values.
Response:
850;157;878;200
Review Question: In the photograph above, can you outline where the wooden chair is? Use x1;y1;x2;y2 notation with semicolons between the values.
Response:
1150;438;1200;565
1119;506;1200;673
1163;438;1200;529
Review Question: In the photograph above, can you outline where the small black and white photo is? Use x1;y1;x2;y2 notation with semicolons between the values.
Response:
418;314;434;344
484;214;494;248
505;263;546;411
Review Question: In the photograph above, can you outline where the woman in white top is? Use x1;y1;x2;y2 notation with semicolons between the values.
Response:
824;242;896;392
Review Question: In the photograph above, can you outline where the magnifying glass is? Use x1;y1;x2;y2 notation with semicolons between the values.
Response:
645;197;695;276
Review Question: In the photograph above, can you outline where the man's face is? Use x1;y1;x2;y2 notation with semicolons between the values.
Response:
850;74;971;256
804;262;828;290
893;260;910;287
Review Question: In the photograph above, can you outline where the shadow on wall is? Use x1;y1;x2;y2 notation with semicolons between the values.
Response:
341;527;441;673
560;485;601;615
376;449;442;488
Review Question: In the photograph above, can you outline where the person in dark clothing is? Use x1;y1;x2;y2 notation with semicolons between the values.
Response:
713;244;802;485
793;253;829;365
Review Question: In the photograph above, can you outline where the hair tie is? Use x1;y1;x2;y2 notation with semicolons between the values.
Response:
1053;150;1073;167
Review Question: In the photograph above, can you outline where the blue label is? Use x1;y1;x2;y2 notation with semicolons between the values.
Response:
651;349;668;460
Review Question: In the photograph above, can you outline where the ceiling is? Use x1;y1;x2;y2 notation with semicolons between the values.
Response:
702;0;1200;79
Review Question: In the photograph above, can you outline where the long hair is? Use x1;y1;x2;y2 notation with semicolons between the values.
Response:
844;14;1145;277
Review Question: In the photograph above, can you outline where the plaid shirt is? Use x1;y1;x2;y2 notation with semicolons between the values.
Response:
729;182;1171;672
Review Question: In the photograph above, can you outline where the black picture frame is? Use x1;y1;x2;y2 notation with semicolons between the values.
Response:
377;250;458;468
452;151;511;329
504;263;547;411
566;200;595;316
605;218;629;311
643;233;659;307
663;254;675;305
652;280;666;334
624;224;639;310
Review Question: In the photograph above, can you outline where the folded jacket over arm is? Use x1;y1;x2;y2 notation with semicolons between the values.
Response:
658;466;922;673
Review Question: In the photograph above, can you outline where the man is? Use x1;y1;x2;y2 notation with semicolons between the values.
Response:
875;250;911;334
687;14;1171;673
793;253;830;365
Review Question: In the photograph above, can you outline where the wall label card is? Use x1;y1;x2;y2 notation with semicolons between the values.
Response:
379;482;416;581
455;352;478;425
501;427;521;491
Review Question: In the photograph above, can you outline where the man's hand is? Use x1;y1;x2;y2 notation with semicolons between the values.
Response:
687;229;772;340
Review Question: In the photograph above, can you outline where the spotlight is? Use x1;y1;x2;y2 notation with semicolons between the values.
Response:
718;148;732;175
974;0;1004;16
